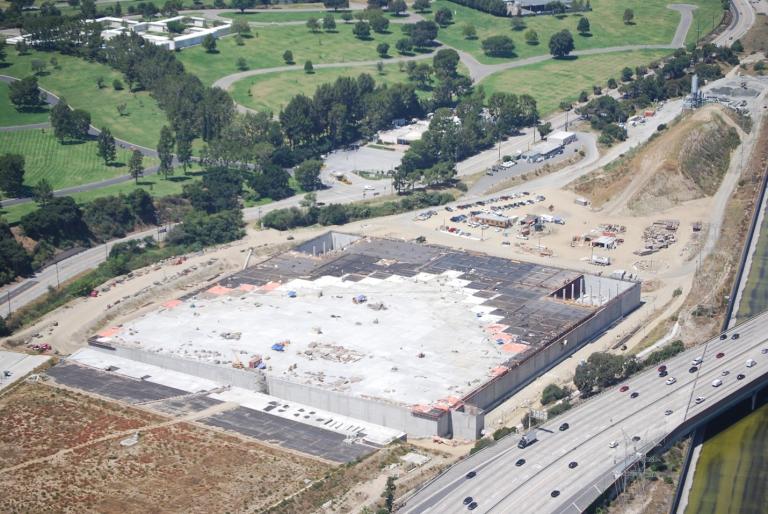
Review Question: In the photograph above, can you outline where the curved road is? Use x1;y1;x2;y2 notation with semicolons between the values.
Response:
0;1;752;315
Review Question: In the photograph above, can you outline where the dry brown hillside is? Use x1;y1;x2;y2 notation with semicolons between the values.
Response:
570;106;742;215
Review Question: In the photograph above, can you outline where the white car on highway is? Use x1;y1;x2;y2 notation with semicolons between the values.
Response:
665;377;677;385
746;359;757;368
609;441;619;448
711;379;723;387
692;357;704;366
363;185;374;190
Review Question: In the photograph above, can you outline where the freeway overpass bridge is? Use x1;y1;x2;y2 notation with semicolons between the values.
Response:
400;310;768;514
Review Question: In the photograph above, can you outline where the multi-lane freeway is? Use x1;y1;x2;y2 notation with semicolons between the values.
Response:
401;312;768;514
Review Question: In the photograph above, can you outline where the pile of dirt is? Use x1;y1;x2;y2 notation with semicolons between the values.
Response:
571;107;741;216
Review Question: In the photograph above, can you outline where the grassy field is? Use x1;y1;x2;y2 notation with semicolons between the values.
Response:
479;49;672;116
219;10;339;23
0;82;49;127
230;61;454;113
432;0;722;65
0;128;159;192
0;168;201;224
1;51;165;148
684;403;768;514
177;24;415;85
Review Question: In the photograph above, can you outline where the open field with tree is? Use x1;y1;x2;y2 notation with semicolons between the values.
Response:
219;9;347;23
2;51;166;148
432;0;722;64
177;23;418;86
0;129;158;192
0;82;49;127
479;49;672;115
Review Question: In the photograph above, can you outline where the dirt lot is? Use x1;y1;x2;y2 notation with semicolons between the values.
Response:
0;383;329;514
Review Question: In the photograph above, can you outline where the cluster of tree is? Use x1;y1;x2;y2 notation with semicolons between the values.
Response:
574;352;641;397
280;73;423;150
262;190;454;230
7;76;46;111
399;20;439;50
50;100;91;142
395;90;538;191
482;35;515;57
444;0;507;17
540;383;569;405
0;220;32;287
577;95;627;145
0;153;26;198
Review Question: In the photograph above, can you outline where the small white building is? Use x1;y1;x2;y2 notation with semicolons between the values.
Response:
378;120;430;145
548;130;577;147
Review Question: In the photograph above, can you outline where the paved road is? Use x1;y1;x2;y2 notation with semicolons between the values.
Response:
401;312;768;514
0;75;162;207
711;0;756;47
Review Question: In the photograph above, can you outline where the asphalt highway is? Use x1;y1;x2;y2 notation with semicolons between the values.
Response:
401;312;768;514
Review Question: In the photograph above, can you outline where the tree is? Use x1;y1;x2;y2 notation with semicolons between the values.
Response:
413;0;430;12
369;13;389;33
524;29;538;45
541;383;568;405
33;179;54;206
306;17;320;32
623;8;634;25
511;18;525;31
231;19;251;36
50;102;71;141
323;0;348;10
731;39;744;52
80;0;96;18
0;154;25;197
537;121;552;139
283;50;294;64
236;57;248;70
341;12;354;23
97;127;117;165
577;16;590;35
128;150;144;183
481;35;515;57
621;66;633;81
383;476;396;513
113;79;124;91
387;0;407;15
434;7;452;27
377;60;385;74
607;77;617;89
157;126;175;179
353;21;371;39
578;90;589;102
176;136;192;174
294;159;323;191
396;37;413;54
8;76;44;110
323;14;336;31
548;29;574;58
31;59;47;75
96;76;105;89
559;100;572;111
377;42;390;57
433;48;459;79
202;34;217;53
69;110;91;140
231;0;256;13
462;24;477;40
407;20;438;48
304;60;314;73
117;103;128;117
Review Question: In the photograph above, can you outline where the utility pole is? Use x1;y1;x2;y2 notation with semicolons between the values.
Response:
55;260;61;289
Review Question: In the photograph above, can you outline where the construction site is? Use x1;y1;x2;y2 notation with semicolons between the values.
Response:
82;233;640;440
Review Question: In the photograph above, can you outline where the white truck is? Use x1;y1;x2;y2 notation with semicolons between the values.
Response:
518;430;539;449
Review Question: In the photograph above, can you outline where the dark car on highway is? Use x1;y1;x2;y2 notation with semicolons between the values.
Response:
568;461;578;469
737;373;746;380
716;352;725;358
463;497;473;505
466;471;476;479
732;333;740;340
630;392;640;398
620;385;629;392
468;501;478;510
689;366;699;373
551;490;560;498
559;423;569;431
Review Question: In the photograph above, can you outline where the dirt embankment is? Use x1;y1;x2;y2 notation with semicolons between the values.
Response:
570;107;741;215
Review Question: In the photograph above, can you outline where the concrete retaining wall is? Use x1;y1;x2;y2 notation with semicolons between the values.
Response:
463;281;642;414
91;344;267;392
266;376;446;438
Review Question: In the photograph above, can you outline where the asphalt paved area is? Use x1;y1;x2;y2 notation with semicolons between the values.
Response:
47;361;188;403
200;406;375;463
148;395;223;416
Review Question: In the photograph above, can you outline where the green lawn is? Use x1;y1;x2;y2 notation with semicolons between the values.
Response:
1;51;166;148
230;62;453;113
0;82;49;127
177;24;416;85
479;49;672;116
219;10;339;23
0;128;158;192
432;0;722;65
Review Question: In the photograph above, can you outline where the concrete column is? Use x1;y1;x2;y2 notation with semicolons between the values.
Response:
752;392;757;411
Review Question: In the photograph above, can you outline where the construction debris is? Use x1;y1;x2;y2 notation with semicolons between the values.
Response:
635;219;680;255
